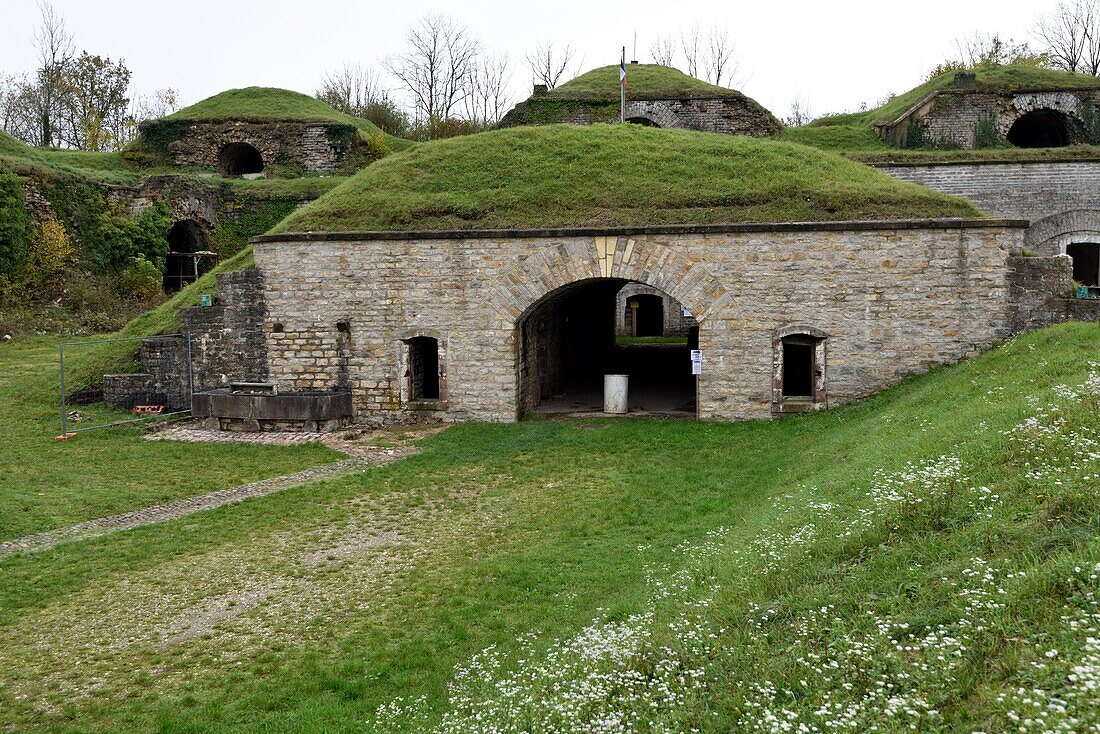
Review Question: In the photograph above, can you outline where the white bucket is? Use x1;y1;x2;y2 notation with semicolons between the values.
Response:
603;374;629;414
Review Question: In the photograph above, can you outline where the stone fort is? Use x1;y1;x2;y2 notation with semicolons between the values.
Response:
102;69;1100;429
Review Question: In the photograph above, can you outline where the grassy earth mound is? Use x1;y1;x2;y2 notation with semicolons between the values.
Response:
549;64;743;100
271;123;981;233
784;64;1100;156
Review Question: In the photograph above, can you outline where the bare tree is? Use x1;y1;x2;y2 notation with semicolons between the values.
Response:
1034;0;1100;75
525;40;576;90
680;25;701;78
316;62;386;117
784;94;813;127
32;1;74;147
384;12;481;126
464;52;512;127
704;26;738;86
649;34;676;67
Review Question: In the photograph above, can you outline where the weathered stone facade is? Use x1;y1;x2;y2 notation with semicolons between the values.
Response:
876;81;1100;149
156;120;361;175
252;220;1038;425
874;161;1100;224
182;269;269;390
500;91;782;137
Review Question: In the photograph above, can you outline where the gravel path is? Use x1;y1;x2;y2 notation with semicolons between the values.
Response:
0;425;444;559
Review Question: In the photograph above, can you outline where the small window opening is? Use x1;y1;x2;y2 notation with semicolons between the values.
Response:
1068;243;1100;287
407;336;440;400
217;142;264;176
781;338;815;398
336;321;351;334
1007;109;1071;148
272;323;284;333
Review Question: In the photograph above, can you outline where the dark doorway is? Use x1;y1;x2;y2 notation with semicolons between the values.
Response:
518;280;695;417
406;336;440;400
625;116;660;127
781;338;814;397
1068;242;1100;286
217;142;264;176
164;220;208;293
627;294;664;337
1007;110;1071;148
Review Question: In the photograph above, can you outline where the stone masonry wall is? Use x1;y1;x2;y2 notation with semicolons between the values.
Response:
1007;255;1100;331
254;222;1027;424
181;269;268;390
880;89;1100;148
875;161;1100;224
168;121;358;174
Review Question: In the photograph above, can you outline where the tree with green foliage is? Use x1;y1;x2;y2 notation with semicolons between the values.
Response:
57;52;132;151
0;169;31;277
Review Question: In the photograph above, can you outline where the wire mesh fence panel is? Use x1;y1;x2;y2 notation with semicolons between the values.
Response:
58;333;193;438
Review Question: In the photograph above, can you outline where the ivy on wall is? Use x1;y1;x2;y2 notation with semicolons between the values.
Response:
0;167;31;277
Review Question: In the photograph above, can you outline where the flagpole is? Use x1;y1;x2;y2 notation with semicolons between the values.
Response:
620;46;626;123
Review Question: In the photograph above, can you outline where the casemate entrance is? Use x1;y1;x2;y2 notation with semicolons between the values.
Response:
517;279;698;418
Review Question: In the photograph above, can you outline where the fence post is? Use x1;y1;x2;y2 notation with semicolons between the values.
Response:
59;341;66;437
186;331;194;415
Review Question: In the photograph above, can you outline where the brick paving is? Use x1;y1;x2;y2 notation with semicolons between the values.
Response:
0;425;446;559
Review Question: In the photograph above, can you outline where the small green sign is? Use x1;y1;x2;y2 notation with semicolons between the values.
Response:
200;294;213;307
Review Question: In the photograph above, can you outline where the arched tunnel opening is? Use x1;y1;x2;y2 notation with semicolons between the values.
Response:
625;116;661;127
1068;242;1100;287
1007;109;1071;148
217;142;264;176
164;220;212;293
517;279;698;418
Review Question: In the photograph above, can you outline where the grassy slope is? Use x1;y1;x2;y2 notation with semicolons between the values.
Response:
784;64;1100;158
0;334;340;541
164;87;414;150
273;124;980;233
0;323;1095;731
550;64;740;99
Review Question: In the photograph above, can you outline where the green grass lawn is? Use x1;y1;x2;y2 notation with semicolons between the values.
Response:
270;123;980;234
0;334;341;541
0;322;1097;732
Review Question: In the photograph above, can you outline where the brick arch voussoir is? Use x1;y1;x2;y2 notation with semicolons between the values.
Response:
489;236;731;325
1025;210;1100;256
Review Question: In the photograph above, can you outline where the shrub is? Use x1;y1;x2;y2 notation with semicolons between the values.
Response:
972;112;1003;148
1074;103;1100;145
0;169;31;278
119;255;163;300
366;131;391;162
25;219;75;293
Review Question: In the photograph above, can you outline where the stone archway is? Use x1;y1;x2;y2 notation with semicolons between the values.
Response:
490;236;731;419
623;101;680;129
1008;109;1072;148
217;142;264;176
1025;210;1100;257
164;219;211;293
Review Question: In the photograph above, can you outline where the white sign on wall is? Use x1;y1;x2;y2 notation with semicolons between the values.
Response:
690;349;703;375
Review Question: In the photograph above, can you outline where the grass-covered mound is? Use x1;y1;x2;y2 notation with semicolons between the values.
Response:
0;323;1098;732
549;64;741;100
133;87;412;168
271;124;981;233
784;64;1100;157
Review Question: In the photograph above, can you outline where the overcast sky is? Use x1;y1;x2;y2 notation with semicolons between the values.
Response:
0;0;1052;123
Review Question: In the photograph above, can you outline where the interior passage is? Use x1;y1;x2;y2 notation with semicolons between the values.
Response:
1007;109;1071;148
518;279;697;418
164;220;207;293
1068;243;1100;287
218;142;264;176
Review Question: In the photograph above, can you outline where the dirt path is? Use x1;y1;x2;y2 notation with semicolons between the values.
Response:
0;425;446;559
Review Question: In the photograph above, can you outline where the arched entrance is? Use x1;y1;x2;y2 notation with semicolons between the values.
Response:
626;293;664;336
625;116;661;127
517;279;696;417
164;220;212;293
217;142;264;176
1068;242;1100;286
1008;109;1071;148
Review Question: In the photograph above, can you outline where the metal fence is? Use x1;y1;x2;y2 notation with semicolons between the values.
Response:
58;333;194;438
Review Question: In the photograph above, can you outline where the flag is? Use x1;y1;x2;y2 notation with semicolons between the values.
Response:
620;49;627;89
